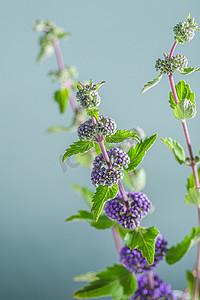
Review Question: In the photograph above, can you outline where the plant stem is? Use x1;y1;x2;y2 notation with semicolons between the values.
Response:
112;225;122;253
52;39;79;111
169;41;200;300
147;271;154;290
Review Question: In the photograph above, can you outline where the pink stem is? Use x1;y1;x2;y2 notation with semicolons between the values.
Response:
181;287;189;300
112;225;122;253
168;42;200;300
52;39;78;111
147;271;154;290
169;41;177;58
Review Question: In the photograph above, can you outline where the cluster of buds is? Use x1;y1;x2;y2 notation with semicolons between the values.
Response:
155;53;188;75
76;80;105;109
104;192;152;229
133;273;176;300
174;15;198;43
120;234;167;274
91;148;130;187
77;115;117;141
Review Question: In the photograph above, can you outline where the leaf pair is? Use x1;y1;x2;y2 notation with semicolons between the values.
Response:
73;264;137;299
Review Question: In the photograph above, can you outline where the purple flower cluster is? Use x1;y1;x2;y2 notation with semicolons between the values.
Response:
133;273;176;300
77;119;96;141
104;192;152;229
77;115;117;141
76;81;101;109
174;16;198;42
96;115;117;137
91;148;130;187
120;234;167;274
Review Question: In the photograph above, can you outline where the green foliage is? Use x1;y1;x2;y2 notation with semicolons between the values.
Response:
124;226;159;265
94;143;101;156
70;185;94;207
73;264;137;299
186;168;200;191
106;130;140;144
91;185;118;222
126;134;157;171
54;89;69;113
49;66;78;83
75;152;94;168
169;80;195;109
173;99;196;120
123;168;146;192
166;226;200;264
186;271;200;300
74;272;98;282
33;20;70;63
47;125;73;133
116;224;132;239
160;137;185;164
86;108;99;121
185;188;200;206
62;141;94;162
179;67;200;75
66;210;115;229
141;74;163;94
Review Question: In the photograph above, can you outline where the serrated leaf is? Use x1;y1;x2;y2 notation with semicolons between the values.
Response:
141;74;163;94
66;210;115;229
166;226;200;264
70;185;94;207
123;168;146;192
63;141;94;162
124;226;159;265
185;188;200;206
74;272;98;282
91;185;118;222
73;264;137;300
160;137;185;164
169;80;195;109
87;108;99;121
186;168;200;191
54;89;69;113
116;224;132;239
173;99;196;120
106;130;140;144
179;67;200;75
126;134;157;171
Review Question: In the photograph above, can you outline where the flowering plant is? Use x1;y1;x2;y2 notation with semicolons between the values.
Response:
33;14;200;300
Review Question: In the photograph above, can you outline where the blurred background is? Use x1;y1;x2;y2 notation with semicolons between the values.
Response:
1;0;200;299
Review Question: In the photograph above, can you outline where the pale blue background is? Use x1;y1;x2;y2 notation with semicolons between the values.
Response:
1;0;200;299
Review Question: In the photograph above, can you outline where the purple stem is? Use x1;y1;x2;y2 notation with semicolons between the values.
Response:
52;39;79;111
147;271;154;290
169;42;200;300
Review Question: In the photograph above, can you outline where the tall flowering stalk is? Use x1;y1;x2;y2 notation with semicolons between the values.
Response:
142;14;200;300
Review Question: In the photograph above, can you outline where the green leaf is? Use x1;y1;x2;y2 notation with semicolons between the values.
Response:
63;141;94;162
92;185;118;222
123;168;146;192
166;226;200;264
116;224;132;239
94;143;101;156
66;210;115;229
185;188;200;206
47;125;72;133
37;43;54;63
187;168;200;191
70;185;94;207
169;80;195;109
74;272;98;282
73;264;137;300
75;152;94;168
87;108;99;121
126;134;157;171
124;226;159;265
141;74;163;94
160;137;185;164
105;130;141;144
173;99;196;120
179;67;200;75
186;270;200;300
54;89;69;113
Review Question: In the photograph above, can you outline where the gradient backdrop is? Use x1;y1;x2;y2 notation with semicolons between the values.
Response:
1;0;200;299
